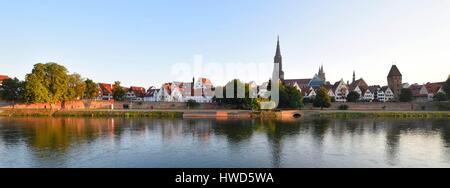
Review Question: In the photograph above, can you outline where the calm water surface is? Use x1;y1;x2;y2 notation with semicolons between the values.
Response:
0;117;449;168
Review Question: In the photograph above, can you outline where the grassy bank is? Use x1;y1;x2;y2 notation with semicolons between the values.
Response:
320;111;450;118
0;109;183;118
0;109;54;117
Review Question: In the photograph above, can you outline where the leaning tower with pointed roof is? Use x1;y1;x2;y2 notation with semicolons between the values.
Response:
387;65;403;98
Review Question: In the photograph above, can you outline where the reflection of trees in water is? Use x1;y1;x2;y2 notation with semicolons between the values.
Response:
0;117;126;166
431;119;450;161
212;119;304;168
213;119;259;144
1;117;449;167
384;119;430;166
261;120;303;168
310;118;331;145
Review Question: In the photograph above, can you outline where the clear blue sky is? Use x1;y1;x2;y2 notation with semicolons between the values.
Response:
1;0;449;87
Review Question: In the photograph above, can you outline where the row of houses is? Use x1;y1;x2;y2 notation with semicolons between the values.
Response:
97;83;146;102
280;75;445;103
97;77;215;103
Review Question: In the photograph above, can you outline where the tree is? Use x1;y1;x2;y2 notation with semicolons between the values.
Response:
433;92;448;102
84;79;99;99
67;73;86;100
112;81;126;101
278;83;303;109
399;88;413;102
0;78;25;108
45;63;69;103
346;91;360;102
313;86;331;110
252;98;270;111
214;79;252;109
443;75;450;95
24;63;69;104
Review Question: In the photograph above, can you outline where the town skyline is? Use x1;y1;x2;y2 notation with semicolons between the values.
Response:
1;0;449;87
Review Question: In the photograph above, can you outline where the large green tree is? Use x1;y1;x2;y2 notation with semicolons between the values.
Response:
278;83;303;109
24;63;51;103
214;79;252;109
0;78;25;107
346;91;360;102
46;63;69;103
112;81;126;101
84;79;99;99
67;73;86;100
399;88;413;102
24;63;69;104
313;86;331;110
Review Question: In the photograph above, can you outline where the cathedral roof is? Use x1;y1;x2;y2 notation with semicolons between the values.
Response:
284;79;312;87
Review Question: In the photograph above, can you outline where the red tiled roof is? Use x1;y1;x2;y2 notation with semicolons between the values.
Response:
425;82;443;94
349;78;368;92
0;75;10;81
198;77;213;86
98;83;112;94
409;85;428;97
130;86;146;97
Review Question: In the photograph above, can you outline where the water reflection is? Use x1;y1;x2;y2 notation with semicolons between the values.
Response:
0;117;449;167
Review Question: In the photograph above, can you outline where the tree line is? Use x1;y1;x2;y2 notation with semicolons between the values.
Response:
213;79;304;110
0;62;99;106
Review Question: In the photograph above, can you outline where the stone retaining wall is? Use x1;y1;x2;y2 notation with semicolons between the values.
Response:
0;100;218;110
304;101;450;111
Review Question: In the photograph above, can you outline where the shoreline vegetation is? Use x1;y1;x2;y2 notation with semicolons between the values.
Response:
0;109;448;119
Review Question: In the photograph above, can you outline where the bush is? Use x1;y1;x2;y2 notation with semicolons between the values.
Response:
186;99;200;109
313;87;331;109
433;92;448;102
346;91;360;102
338;105;349;110
399;88;413;102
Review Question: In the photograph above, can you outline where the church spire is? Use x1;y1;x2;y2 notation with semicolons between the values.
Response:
352;70;356;83
318;64;326;82
273;36;284;82
275;35;281;57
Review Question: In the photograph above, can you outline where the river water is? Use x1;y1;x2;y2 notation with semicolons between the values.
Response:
0;117;449;168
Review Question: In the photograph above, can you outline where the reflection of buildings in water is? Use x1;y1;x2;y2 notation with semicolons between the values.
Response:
263;120;304;168
384;119;441;166
160;120;184;141
384;120;404;166
188;120;214;143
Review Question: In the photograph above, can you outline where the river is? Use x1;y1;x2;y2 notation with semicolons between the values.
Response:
0;117;449;168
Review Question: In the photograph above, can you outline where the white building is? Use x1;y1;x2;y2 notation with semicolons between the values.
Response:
144;77;215;103
380;86;395;102
332;79;349;102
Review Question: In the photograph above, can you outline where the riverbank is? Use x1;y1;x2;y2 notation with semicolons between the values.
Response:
0;109;449;119
0;109;183;118
318;111;450;118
